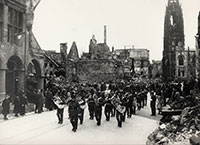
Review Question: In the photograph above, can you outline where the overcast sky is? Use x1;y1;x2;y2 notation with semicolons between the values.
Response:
33;0;200;61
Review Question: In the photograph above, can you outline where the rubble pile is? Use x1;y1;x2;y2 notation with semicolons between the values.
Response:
147;94;200;145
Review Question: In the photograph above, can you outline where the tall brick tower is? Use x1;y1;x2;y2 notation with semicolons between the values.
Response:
162;0;185;81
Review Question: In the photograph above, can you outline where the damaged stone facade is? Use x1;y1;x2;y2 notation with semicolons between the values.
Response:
65;34;123;83
0;0;45;100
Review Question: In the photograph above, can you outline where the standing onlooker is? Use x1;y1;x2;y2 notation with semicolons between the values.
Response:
14;96;21;117
1;95;10;120
150;91;156;116
157;92;163;115
37;89;44;114
19;91;27;116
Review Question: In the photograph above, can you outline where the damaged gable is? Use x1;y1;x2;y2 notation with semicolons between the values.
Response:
68;42;79;61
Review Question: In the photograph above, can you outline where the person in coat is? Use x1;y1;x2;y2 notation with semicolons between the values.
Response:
1;95;10;120
37;89;44;113
77;96;86;125
14;96;21;117
126;93;133;118
53;91;65;124
19;91;27;116
68;94;80;132
94;92;104;126
150;91;157;116
115;95;124;128
104;96;112;121
87;91;95;120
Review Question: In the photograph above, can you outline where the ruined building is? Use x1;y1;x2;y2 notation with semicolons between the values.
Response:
88;26;111;59
114;46;150;78
66;26;124;83
162;0;196;81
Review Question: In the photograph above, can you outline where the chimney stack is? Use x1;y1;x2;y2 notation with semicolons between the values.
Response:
104;25;107;44
60;43;68;61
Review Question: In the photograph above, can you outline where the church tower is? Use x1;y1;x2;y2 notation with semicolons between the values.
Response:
162;0;185;81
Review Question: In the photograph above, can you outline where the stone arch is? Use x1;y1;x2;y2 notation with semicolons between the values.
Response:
6;55;23;97
26;59;43;103
26;59;42;90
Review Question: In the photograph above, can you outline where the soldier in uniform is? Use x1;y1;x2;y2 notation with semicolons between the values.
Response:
104;95;112;121
55;92;65;124
87;90;95;120
78;96;86;125
115;94;124;128
94;93;104;126
132;96;137;115
68;93;80;132
126;92;133;118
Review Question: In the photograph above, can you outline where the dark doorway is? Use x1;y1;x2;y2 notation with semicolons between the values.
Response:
6;55;23;97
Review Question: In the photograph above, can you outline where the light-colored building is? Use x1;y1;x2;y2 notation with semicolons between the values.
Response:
151;60;162;79
114;47;150;78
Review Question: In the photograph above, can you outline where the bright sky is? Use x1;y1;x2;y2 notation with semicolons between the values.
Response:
33;0;200;61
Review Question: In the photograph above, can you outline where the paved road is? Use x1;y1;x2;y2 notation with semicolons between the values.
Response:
0;93;160;145
135;93;162;121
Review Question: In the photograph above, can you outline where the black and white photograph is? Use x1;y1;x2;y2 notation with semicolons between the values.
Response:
0;0;200;144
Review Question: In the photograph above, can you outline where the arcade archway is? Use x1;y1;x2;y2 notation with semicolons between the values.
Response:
26;59;42;93
6;55;23;97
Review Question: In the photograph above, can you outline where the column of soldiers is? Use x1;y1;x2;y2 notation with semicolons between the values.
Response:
46;80;149;132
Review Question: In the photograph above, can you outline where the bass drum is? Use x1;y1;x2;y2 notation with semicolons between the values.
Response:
111;96;126;114
52;95;65;109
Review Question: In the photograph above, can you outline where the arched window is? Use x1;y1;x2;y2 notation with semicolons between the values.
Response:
178;55;184;66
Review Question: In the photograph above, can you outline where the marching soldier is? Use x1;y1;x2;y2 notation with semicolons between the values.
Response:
78;96;86;125
126;92;133;118
68;93;80;132
104;95;112;121
94;92;104;126
115;94;124;128
55;92;65;124
87;90;95;120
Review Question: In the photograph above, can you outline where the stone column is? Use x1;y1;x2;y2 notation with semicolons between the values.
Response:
0;68;6;101
18;69;25;92
3;5;8;42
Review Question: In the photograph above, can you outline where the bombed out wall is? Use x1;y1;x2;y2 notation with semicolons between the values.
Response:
66;59;124;83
